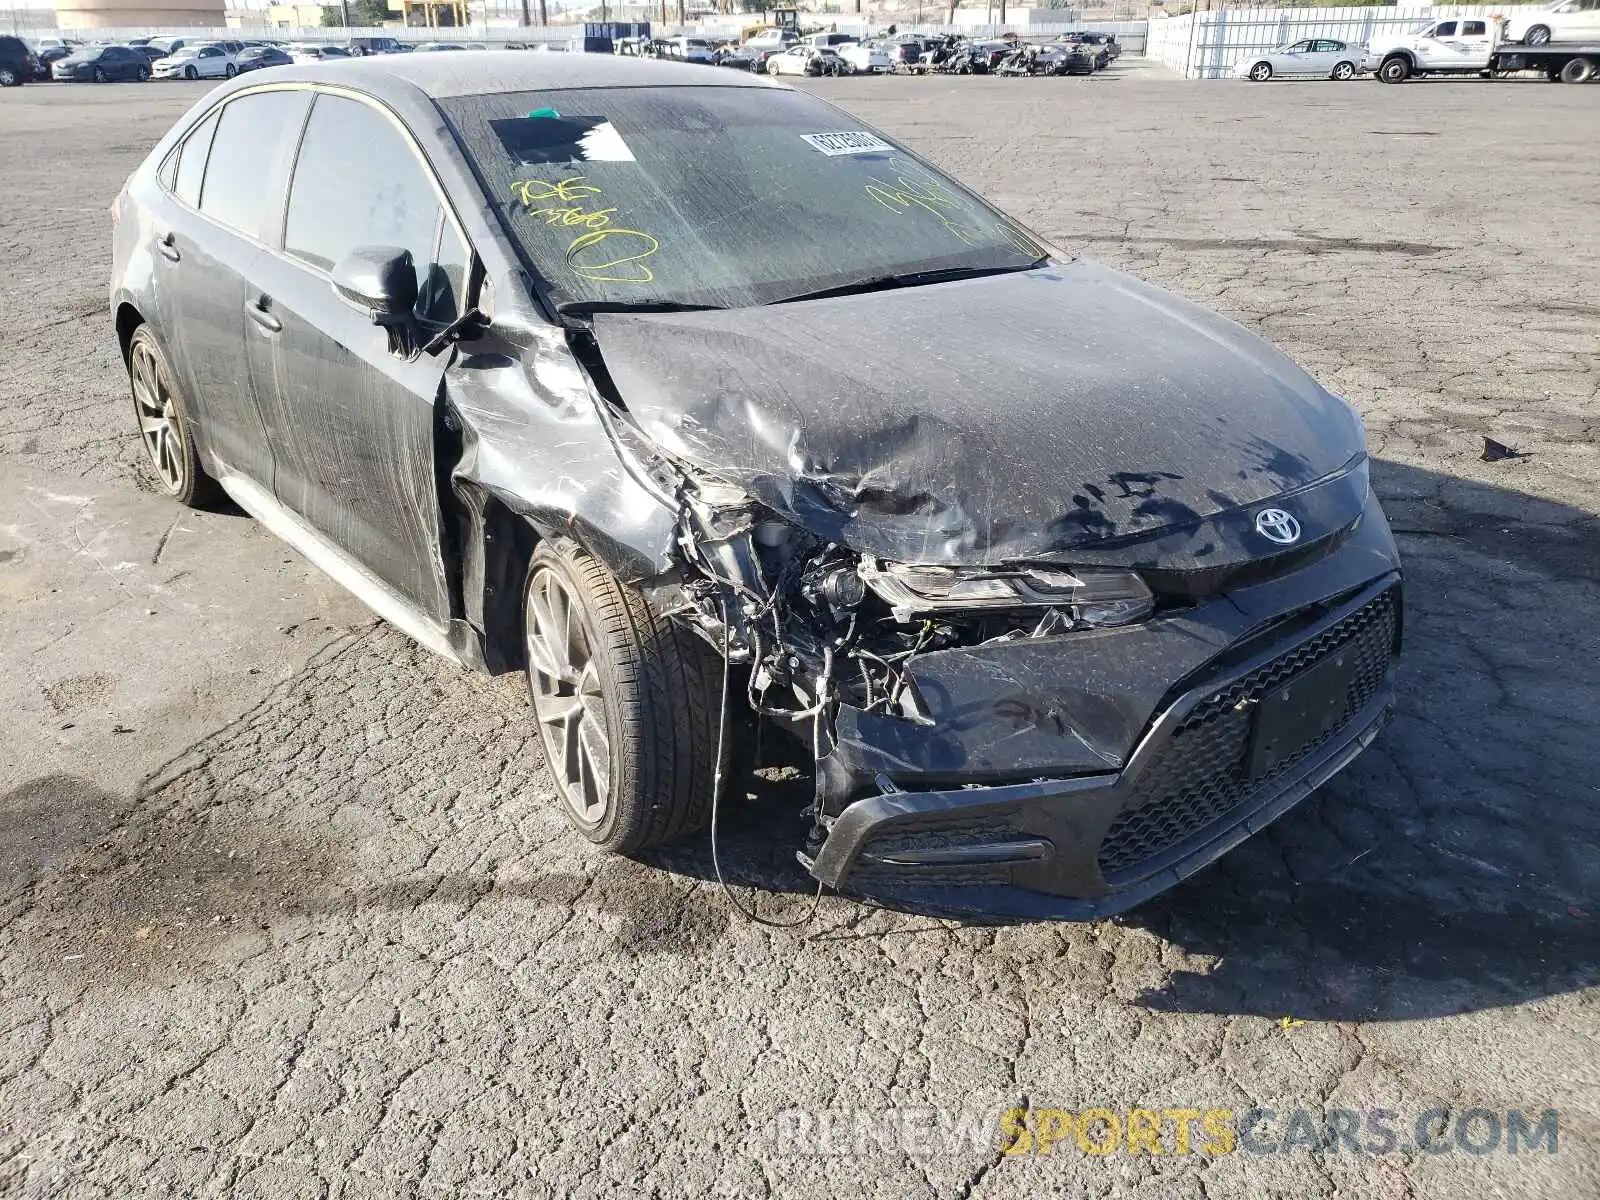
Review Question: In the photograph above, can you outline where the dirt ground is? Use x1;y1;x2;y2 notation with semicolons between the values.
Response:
1;65;1596;1199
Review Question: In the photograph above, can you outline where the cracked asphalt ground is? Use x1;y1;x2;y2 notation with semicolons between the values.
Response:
2;66;1597;1199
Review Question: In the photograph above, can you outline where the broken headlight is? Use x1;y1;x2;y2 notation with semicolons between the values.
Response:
859;560;1153;627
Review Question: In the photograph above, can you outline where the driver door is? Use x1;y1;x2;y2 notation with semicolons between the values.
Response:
1279;40;1315;75
1415;21;1457;66
242;90;472;621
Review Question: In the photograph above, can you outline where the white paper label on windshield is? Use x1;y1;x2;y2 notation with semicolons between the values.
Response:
799;131;893;157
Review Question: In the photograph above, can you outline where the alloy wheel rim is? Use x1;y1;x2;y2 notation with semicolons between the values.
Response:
526;566;611;827
130;342;185;493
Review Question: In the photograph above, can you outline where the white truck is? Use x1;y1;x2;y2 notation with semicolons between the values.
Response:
1366;13;1600;82
1363;16;1499;82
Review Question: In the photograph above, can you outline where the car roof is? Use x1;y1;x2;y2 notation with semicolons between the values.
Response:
266;47;768;97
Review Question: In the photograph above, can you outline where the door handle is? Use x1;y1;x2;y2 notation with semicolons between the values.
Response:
155;232;180;263
245;297;282;334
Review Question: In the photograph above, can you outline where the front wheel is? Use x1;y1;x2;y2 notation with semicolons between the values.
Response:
93;67;106;82
1525;25;1552;46
223;63;236;77
1331;60;1355;81
524;539;723;854
183;64;197;79
1378;56;1411;83
1248;61;1272;81
1559;56;1595;83
137;65;149;81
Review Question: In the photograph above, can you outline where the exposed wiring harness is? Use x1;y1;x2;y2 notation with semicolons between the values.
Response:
709;599;826;930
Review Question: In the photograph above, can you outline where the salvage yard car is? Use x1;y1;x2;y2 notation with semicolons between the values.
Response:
1503;0;1600;45
1233;37;1363;80
151;43;238;80
109;54;1402;919
51;43;152;83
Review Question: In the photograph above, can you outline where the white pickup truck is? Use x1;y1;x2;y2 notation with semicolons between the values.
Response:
1366;14;1600;83
1363;16;1498;82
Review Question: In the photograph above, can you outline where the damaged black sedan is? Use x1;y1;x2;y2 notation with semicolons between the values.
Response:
110;54;1401;919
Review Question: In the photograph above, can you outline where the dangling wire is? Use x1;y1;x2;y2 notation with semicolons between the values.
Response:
709;598;826;931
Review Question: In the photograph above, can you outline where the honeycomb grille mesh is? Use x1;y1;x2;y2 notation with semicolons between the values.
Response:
1099;590;1398;881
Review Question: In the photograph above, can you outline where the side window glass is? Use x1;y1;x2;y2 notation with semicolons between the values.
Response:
1462;21;1486;35
198;90;311;238
419;215;471;325
173;109;218;208
284;94;443;310
1433;22;1456;36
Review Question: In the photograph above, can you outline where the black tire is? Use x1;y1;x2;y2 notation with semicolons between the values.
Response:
137;65;149;81
1248;61;1272;81
183;64;197;79
1331;60;1356;81
523;538;723;854
224;63;236;78
1525;25;1552;46
93;67;106;82
1378;56;1411;84
126;326;220;508
0;66;19;87
1559;56;1595;83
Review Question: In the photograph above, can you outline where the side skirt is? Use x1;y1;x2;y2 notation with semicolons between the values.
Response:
217;470;463;665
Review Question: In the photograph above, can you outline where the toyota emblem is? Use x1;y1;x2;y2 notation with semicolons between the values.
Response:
1255;508;1301;545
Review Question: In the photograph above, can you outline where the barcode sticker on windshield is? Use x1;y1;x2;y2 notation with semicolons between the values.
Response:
800;131;892;157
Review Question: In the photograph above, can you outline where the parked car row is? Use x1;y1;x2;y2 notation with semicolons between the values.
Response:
2;27;1124;89
0;33;518;86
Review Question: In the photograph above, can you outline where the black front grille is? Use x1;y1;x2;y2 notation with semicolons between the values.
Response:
1098;589;1398;881
851;815;1023;888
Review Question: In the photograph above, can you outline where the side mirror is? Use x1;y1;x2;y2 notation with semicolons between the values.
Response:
331;246;418;323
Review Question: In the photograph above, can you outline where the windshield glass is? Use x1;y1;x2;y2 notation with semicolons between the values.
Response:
438;86;1045;311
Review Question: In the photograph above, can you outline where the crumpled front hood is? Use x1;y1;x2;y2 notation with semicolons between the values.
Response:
594;260;1365;566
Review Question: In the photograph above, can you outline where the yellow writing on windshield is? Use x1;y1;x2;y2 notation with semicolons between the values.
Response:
865;158;1042;256
510;176;659;284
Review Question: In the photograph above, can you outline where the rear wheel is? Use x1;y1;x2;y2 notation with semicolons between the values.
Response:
1331;60;1356;80
93;66;106;82
1559;56;1595;83
223;63;236;77
1378;56;1411;83
523;539;723;854
1525;25;1553;46
137;64;149;81
0;66;19;86
1248;61;1272;81
127;326;219;507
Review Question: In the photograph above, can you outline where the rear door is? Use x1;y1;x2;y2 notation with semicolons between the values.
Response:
242;90;470;620
1311;39;1349;72
1450;19;1494;64
195;45;226;76
156;89;310;485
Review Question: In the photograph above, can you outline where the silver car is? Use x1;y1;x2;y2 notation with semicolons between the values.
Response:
1233;38;1363;81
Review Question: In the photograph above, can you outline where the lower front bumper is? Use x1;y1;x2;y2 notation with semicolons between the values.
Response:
804;577;1401;919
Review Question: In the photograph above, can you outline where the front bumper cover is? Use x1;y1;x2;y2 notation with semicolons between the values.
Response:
804;575;1401;919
